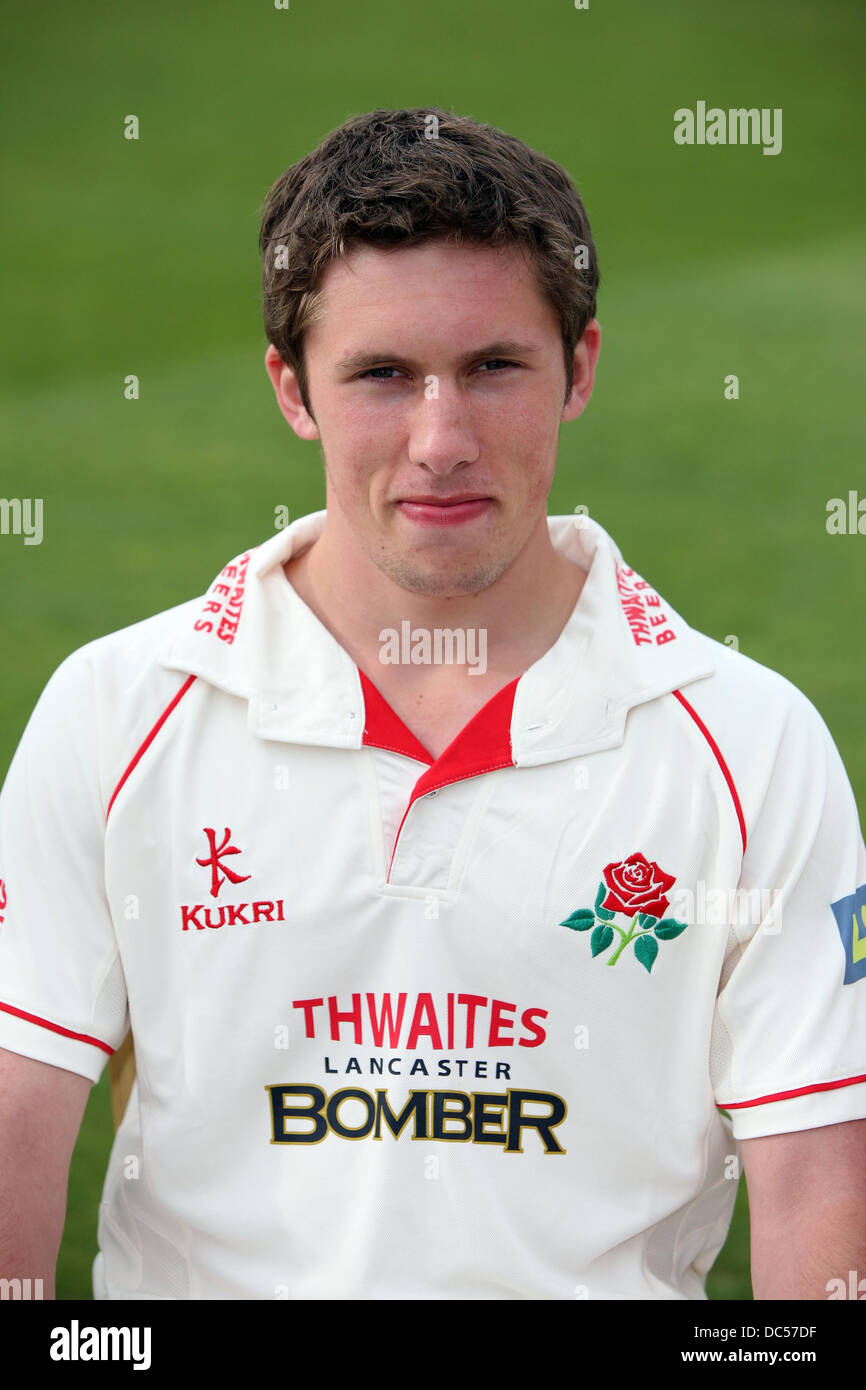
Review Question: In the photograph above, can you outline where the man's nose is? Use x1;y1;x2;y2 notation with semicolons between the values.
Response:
406;378;481;472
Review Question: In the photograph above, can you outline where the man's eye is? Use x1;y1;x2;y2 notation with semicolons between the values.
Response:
360;367;402;380
359;360;518;382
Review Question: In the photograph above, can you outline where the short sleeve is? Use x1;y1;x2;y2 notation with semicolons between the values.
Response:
711;685;866;1139
0;649;128;1082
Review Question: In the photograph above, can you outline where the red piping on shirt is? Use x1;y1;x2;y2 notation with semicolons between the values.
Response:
672;689;747;853
106;674;197;821
718;1072;866;1110
0;1000;114;1055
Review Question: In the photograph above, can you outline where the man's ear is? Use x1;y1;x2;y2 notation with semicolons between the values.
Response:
264;344;319;440
562;319;601;423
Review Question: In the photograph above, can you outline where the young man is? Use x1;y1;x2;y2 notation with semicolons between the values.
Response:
1;108;865;1301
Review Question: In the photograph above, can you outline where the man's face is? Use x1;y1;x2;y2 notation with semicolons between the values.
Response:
271;238;598;597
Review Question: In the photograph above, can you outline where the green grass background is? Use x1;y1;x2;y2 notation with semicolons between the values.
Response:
1;0;863;1300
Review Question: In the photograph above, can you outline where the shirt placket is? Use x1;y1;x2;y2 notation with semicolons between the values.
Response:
358;668;518;894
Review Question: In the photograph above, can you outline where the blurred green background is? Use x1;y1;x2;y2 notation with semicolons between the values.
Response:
2;0;864;1301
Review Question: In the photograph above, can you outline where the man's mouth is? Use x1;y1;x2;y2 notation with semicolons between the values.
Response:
395;495;493;527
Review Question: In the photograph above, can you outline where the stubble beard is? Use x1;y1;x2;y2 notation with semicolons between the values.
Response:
369;542;513;598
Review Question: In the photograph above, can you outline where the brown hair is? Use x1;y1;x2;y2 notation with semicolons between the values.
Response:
259;107;599;416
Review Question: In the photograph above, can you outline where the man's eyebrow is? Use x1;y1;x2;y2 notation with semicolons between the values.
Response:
334;341;545;373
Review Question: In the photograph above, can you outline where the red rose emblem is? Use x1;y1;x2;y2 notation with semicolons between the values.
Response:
602;853;676;919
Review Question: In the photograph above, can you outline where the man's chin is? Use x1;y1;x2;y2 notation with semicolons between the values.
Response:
374;553;510;598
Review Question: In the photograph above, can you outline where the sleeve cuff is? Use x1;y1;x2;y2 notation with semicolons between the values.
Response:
720;1072;866;1140
0;1001;113;1083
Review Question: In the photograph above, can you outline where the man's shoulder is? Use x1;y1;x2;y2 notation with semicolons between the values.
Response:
26;537;260;755
53;595;205;690
683;627;811;715
668;623;842;829
571;513;825;741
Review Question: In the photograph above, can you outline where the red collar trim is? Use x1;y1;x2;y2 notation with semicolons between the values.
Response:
360;669;518;885
359;669;434;765
359;668;518;792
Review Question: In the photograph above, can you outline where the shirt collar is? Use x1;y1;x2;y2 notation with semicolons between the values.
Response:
157;509;717;764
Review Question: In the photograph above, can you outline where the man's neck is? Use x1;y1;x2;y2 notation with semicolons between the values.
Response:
283;512;587;687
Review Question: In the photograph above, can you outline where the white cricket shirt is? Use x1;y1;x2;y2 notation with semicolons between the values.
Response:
1;510;865;1300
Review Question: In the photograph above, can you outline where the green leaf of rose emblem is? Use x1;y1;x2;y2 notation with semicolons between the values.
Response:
560;908;595;931
654;918;687;940
594;882;615;920
590;924;614;957
634;934;659;972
